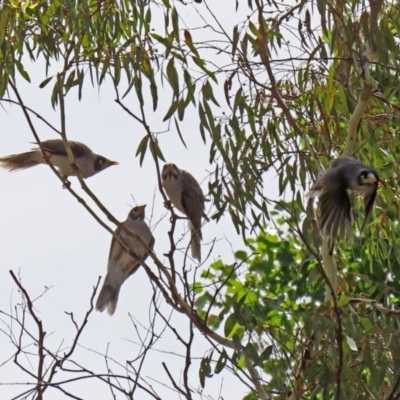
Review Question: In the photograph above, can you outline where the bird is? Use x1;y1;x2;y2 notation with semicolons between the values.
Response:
96;205;155;316
0;139;118;179
306;157;379;252
162;163;205;262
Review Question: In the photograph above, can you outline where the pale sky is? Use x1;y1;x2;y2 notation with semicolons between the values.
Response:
0;1;288;399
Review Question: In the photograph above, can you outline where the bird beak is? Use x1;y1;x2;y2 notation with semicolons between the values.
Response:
109;160;119;166
367;173;378;183
163;163;178;178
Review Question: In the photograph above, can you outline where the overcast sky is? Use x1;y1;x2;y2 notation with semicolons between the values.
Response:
0;1;289;399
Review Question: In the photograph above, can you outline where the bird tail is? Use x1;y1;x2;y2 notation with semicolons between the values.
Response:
190;224;202;262
95;277;121;316
0;151;41;172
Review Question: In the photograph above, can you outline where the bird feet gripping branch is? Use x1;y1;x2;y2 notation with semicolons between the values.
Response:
163;199;177;223
62;177;72;189
163;198;174;211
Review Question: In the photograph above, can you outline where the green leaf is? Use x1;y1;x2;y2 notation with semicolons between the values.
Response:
244;343;259;364
177;98;186;121
192;56;217;83
191;282;203;294
174;117;187;148
248;21;261;39
166;57;179;98
171;7;179;41
199;353;213;388
65;70;76;93
224;313;240;338
16;60;31;82
232;25;239;56
214;348;228;374
183;68;196;105
50;80;61;109
184;29;199;57
149;139;166;162
202;80;220;107
135;135;149;166
235;250;247;261
39;76;53;89
134;75;144;106
163;100;179;121
150;79;158;111
260;345;272;362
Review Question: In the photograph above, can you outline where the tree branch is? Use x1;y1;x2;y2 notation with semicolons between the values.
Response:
342;45;373;157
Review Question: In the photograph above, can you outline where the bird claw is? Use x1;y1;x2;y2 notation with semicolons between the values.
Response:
62;179;71;189
164;199;172;208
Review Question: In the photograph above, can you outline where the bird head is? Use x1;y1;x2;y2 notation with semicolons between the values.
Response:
162;163;181;181
129;205;146;221
358;170;379;186
94;155;118;173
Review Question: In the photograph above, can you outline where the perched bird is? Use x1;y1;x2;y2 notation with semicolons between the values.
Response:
0;139;118;179
96;205;155;316
306;157;379;251
162;163;205;262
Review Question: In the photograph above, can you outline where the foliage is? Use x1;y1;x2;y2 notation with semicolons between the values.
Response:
1;0;400;398
197;208;400;398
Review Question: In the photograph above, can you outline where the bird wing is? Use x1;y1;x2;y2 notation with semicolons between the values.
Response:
108;228;125;262
180;171;204;232
37;140;89;158
107;228;141;281
306;179;325;198
128;234;155;277
318;180;352;243
148;235;155;252
361;183;378;231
